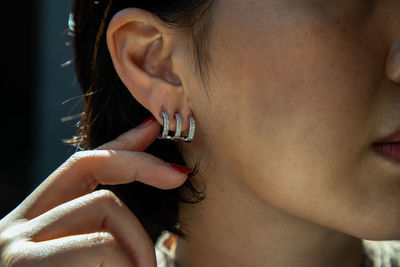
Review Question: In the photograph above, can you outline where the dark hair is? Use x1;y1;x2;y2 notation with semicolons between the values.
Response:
67;0;216;244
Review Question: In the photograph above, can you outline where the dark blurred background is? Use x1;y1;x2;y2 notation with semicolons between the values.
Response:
1;1;82;217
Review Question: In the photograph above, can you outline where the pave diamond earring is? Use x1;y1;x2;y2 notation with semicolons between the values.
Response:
172;113;182;141
157;112;196;143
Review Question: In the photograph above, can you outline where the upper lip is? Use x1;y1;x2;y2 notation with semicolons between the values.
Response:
374;128;400;143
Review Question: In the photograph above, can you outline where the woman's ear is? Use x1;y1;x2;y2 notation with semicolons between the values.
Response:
106;8;192;131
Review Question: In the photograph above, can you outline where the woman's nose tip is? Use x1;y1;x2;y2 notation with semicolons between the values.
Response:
386;40;400;83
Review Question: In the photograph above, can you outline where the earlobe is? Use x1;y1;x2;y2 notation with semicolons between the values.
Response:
106;8;192;132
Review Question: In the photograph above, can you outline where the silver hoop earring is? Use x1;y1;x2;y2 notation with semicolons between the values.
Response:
184;116;195;143
158;112;170;140
172;113;183;141
157;112;196;143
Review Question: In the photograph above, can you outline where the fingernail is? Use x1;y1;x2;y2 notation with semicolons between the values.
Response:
139;116;156;126
168;163;192;174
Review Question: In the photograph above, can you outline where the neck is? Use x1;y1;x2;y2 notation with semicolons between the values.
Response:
175;147;365;267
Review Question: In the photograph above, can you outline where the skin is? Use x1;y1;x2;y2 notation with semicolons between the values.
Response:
175;0;400;266
107;0;400;266
1;0;399;266
0;119;191;266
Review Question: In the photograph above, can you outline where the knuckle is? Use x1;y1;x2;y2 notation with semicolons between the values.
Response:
86;190;123;232
0;229;17;249
68;151;97;190
88;232;114;245
0;232;9;251
68;150;90;163
1;251;18;267
87;232;118;256
0;222;27;256
91;190;123;209
69;150;106;167
1;242;30;267
68;150;108;191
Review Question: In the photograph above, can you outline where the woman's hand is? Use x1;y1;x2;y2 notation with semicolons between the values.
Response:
0;118;189;267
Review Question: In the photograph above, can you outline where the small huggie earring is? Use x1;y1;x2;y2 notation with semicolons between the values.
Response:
158;112;170;140
157;111;196;143
183;116;195;143
172;113;183;141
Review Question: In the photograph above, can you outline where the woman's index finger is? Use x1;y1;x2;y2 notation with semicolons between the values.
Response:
15;121;184;220
95;118;160;151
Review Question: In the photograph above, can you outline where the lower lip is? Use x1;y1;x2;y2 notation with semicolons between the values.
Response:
372;142;400;164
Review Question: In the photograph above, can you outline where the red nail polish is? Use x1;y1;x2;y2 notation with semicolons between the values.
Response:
168;163;192;174
139;116;156;125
